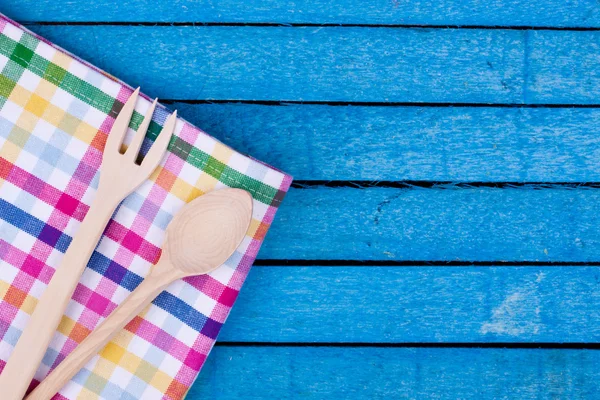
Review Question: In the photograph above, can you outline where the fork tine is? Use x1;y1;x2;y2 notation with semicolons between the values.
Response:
105;87;139;154
139;110;177;175
125;98;157;163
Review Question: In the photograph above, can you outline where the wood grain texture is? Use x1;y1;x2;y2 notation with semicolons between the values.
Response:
5;0;600;27
261;186;600;261
28;25;525;103
528;30;600;104
174;103;600;181
189;346;600;398
218;266;600;343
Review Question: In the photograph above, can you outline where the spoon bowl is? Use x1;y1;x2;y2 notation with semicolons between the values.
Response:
162;188;253;277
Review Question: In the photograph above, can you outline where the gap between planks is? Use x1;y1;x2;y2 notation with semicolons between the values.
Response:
252;260;600;266
214;342;600;349
290;181;600;189
162;99;600;108
22;22;600;31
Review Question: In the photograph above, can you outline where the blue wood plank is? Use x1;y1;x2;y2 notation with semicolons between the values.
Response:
20;26;600;104
174;103;600;182
218;266;600;342
528;30;600;104
26;25;525;103
261;186;600;261
188;347;600;398
4;0;600;27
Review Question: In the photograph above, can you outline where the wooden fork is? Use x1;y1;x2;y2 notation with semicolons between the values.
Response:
0;88;177;400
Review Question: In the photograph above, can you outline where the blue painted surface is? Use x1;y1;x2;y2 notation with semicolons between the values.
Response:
21;26;600;105
5;1;600;398
30;25;527;103
5;0;600;27
263;186;600;261
219;266;600;342
172;103;600;182
188;347;600;399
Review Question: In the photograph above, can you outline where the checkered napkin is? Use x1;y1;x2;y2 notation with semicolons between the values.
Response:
0;14;291;399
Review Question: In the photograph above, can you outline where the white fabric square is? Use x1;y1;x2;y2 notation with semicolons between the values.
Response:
0;100;23;124
34;40;56;61
3;23;22;41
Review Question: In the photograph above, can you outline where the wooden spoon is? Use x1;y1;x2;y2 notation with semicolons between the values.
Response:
26;188;253;400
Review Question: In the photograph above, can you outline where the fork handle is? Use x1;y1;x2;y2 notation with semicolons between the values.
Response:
0;186;121;400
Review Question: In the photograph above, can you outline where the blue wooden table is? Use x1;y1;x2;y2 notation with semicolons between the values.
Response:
4;0;600;397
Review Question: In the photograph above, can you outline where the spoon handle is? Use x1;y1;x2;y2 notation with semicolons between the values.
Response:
26;263;180;400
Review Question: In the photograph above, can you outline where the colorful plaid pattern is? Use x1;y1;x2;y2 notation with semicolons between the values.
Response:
0;14;291;400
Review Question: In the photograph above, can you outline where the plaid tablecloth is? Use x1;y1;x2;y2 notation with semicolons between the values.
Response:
0;14;291;399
